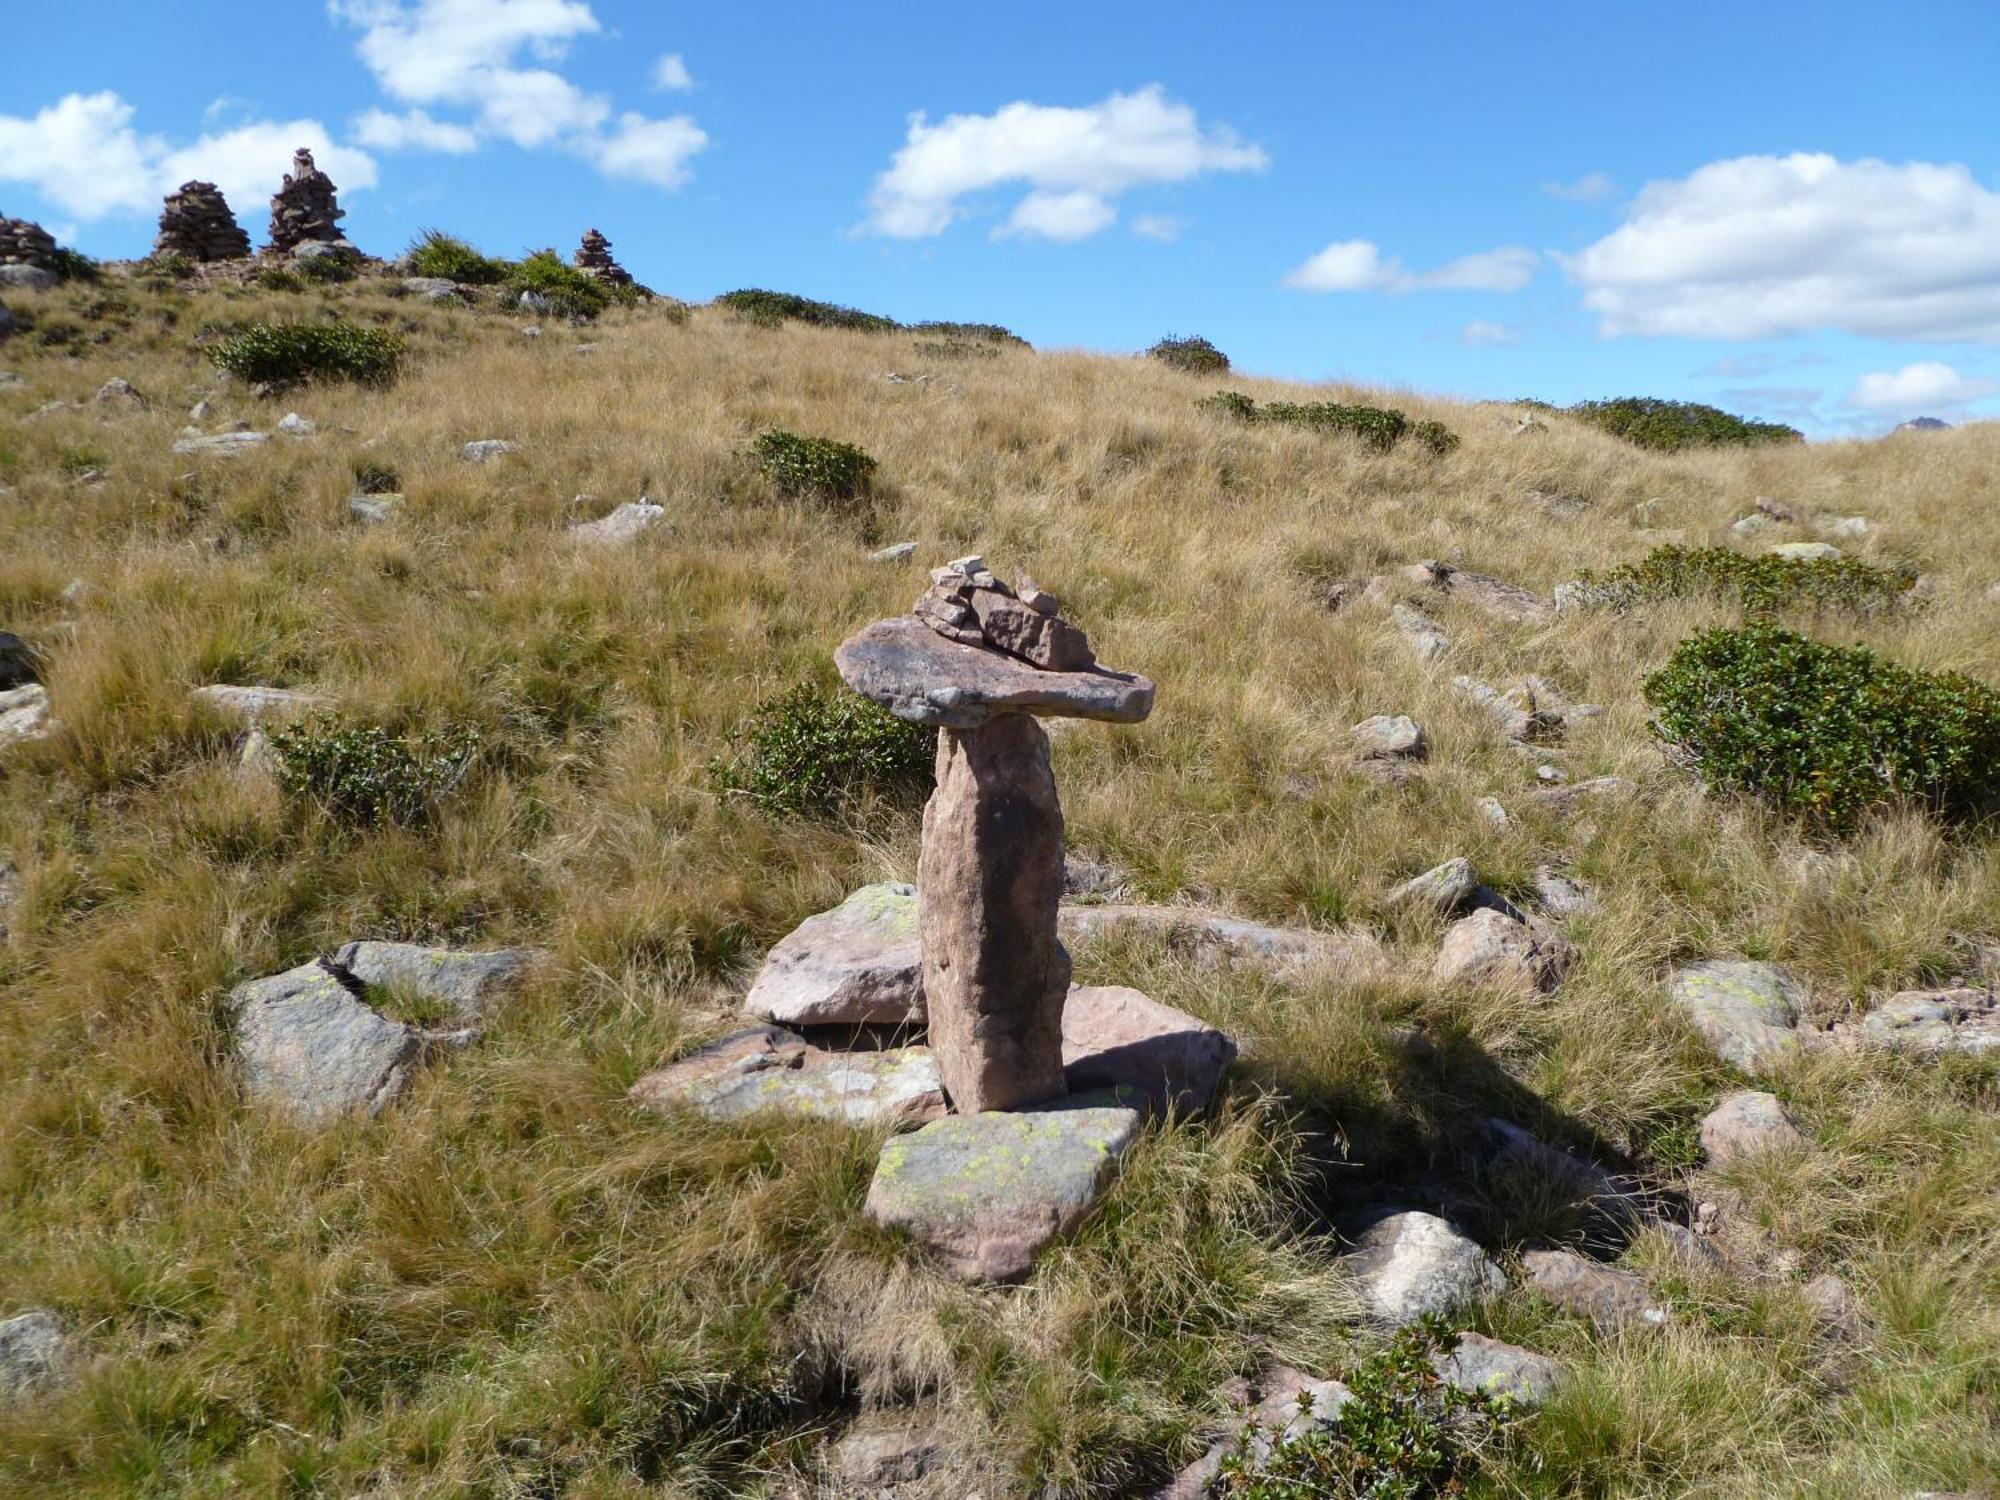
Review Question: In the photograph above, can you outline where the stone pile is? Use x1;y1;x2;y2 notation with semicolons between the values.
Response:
155;181;251;261
572;228;633;287
267;149;348;254
0;217;56;266
912;555;1096;671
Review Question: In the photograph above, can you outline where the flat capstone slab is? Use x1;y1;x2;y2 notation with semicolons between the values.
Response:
865;1103;1141;1282
835;616;1154;730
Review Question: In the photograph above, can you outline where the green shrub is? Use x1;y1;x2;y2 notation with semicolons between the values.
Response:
405;229;511;285
252;267;304;293
713;288;900;333
1215;1324;1507;1498
1644;626;2000;828
1203;391;1455;455
909;320;1028;347
206;321;405;387
42;246;99;283
296;253;355;285
267;716;479;828
913;338;1000;361
753;429;877;505
710;684;934;822
145;251;196;281
1567;398;1802;451
1149;334;1230;374
509;249;610;319
1576;546;1918;616
352;460;401;495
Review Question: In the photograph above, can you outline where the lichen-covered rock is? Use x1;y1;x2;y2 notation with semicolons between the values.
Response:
1524;1249;1669;1329
231;961;427;1124
1700;1090;1806;1164
1432;1332;1564;1406
1433;907;1573;991
864;1104;1141;1282
332;941;533;1021
1345;1211;1504;1325
629;1024;945;1127
0;1310;70;1399
1060;984;1236;1115
1669;961;1805;1075
1858;989;2000;1055
743;882;924;1027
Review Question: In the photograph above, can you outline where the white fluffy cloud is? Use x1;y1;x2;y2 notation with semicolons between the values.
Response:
1542;171;1615;202
651;54;693;91
1131;213;1183;243
1284;239;1538;294
863;85;1265;240
0;91;374;222
1564;153;2000;341
1460;320;1520;347
1844;362;1997;415
331;0;706;184
353;107;479;153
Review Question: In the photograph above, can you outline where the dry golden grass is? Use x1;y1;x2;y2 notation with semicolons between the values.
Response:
0;269;1995;1496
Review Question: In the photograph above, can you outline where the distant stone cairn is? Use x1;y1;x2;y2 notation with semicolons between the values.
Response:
267;148;348;254
572;227;634;288
156;181;251;262
0;217;57;267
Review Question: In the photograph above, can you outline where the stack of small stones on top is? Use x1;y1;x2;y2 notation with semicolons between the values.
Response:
572;228;633;288
266;149;349;255
914;556;1096;671
0;217;57;267
155;181;252;262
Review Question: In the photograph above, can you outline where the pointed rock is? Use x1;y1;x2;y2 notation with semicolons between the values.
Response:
1346;1211;1505;1325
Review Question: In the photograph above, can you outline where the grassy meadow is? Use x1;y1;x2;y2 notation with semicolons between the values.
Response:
0;267;1995;1496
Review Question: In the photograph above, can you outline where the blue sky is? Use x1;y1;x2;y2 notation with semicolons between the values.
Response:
8;0;2000;435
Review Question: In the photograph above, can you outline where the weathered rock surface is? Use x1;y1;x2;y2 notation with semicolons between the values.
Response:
837;616;1152;730
172;430;268;456
1404;559;1553;622
914;555;1096;670
276;412;315;436
1533;865;1599;918
349;493;403;524
1385;856;1479;916
1433;1332;1564;1406
1346;1211;1505;1325
828;1414;945;1485
919;714;1070;1112
1770;541;1842;562
865;1103;1141;1281
1527;775;1635;813
94;377;144;407
1433;907;1573;991
0;265;56;292
460;439;518;463
1392;602;1450;660
1058;903;1385;980
232;961;429;1124
0;217;58;268
1453;674;1576;743
1858;989;2000;1055
742;882;924;1027
568;499;664;546
193;684;332;721
1061;984;1235;1115
630;1024;945;1126
155;180;250;261
1700;1090;1806;1164
0;1310;69;1398
869;541;917;563
0;684;55;748
267;148;347;253
1669;961;1805;1075
1352;713;1427;761
1523;1249;1669;1329
332;940;532;1021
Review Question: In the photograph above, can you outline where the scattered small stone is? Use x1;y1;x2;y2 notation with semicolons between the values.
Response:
0;1310;70;1398
1059;903;1385;982
742;882;923;1027
1403;558;1553;622
460;439;519;463
1800;1272;1859;1329
1351;713;1427;762
1385;856;1479;917
188;398;215;423
1474;795;1510;829
94;377;143;407
1523;1249;1669;1330
172;430;267;457
1857;988;2000;1055
1392;602;1449;660
1453;675;1565;743
0;684;55;748
1769;541;1842;562
1346;1212;1505;1325
1434;907;1573;991
276;412;315;436
1432;1332;1563;1407
519;324;542;338
829;1415;946;1486
568;499;664;546
192;684;332;721
864;1103;1142;1282
1061;983;1236;1115
1533;866;1598;917
1526;775;1635;814
1700;1090;1806;1164
1814;515;1871;540
349;493;403;524
1536;762;1568;784
1669;961;1805;1076
870;541;917;563
630;1024;944;1126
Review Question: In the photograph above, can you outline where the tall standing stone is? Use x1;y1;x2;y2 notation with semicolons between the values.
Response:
155;181;251;261
919;713;1070;1111
267;148;348;254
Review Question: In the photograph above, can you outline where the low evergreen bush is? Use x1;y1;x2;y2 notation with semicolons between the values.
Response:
1645;625;2000;828
909;320;1028;347
714;288;899;332
268;716;479;827
1149;334;1230;374
295;254;356;285
509;249;611;319
206;321;406;387
1201;391;1458;454
252;267;304;293
753;430;877;505
42;246;100;284
1567;397;1802;451
405;229;510;285
1576;545;1917;616
710;684;933;822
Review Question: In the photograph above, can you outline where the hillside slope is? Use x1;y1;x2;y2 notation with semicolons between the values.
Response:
0;271;1996;1497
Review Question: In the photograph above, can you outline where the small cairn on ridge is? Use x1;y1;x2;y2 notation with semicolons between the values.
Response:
572;227;633;287
267;148;348;254
155;181;251;262
0;217;57;267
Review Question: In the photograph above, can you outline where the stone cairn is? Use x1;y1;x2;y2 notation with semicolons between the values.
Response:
572;228;634;287
267;149;347;254
155;181;251;262
837;557;1155;1110
0;217;57;267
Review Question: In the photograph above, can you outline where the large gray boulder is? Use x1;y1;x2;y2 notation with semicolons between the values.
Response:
1345;1211;1505;1325
742;882;924;1026
1668;961;1805;1075
232;962;428;1125
864;1103;1141;1282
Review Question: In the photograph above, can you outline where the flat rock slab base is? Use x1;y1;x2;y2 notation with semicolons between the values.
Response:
865;1104;1141;1282
743;882;923;1026
629;1024;945;1127
1061;984;1236;1115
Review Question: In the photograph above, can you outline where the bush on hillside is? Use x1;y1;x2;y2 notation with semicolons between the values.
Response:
1214;1324;1507;1497
405;229;511;285
252;267;304;293
295;253;356;285
508;249;612;319
1201;390;1458;454
1567;398;1803;451
1644;626;2000;829
352;460;401;495
42;246;100;284
268;716;480;828
715;288;900;333
1149;334;1230;374
909;320;1028;347
206;321;405;387
753;429;877;506
711;683;934;822
1576;545;1918;616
